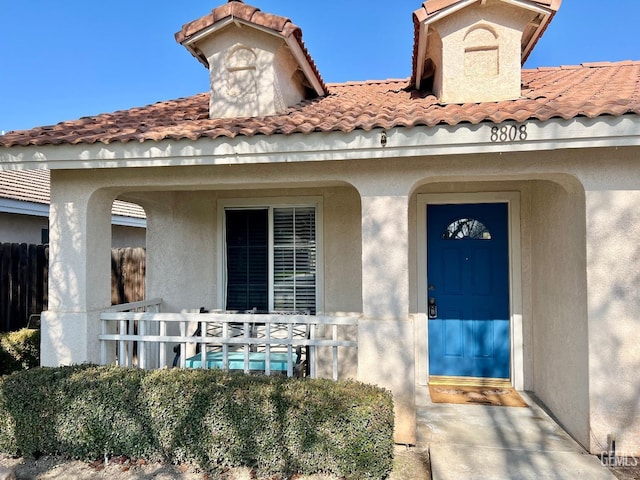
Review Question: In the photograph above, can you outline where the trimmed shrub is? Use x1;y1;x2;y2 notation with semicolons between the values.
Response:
0;365;394;479
52;366;157;460
0;329;40;376
0;365;157;460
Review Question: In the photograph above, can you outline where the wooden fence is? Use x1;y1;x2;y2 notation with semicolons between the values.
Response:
0;244;145;333
0;243;48;332
111;247;146;306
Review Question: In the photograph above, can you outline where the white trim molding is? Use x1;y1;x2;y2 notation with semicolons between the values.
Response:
0;198;49;217
1;116;638;171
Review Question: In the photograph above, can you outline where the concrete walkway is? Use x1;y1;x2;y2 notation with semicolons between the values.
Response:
416;387;615;480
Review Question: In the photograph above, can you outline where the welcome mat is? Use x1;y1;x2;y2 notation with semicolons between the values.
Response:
429;385;528;407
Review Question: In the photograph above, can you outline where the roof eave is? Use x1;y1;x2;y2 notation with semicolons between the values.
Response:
2;115;638;171
284;34;326;97
178;16;279;68
519;1;561;64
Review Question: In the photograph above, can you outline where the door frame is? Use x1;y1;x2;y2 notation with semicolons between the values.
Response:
416;192;523;389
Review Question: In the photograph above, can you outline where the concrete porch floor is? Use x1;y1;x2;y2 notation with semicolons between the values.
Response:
415;386;616;480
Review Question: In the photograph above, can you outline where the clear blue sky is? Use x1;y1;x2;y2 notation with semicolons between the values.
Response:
1;1;638;133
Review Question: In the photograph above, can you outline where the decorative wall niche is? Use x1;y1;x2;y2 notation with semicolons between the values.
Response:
225;45;257;98
464;25;499;78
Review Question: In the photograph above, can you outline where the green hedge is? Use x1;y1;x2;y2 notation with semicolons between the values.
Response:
0;329;40;376
0;365;394;479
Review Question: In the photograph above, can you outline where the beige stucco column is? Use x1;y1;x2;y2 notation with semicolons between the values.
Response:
585;189;640;455
356;186;416;444
41;174;112;366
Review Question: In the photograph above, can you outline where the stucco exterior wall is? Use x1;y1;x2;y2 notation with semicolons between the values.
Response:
321;187;363;313
43;171;113;365
585;188;640;456
198;25;306;118
143;191;217;313
530;178;590;449
429;0;535;103
0;212;48;244
134;186;362;314
111;225;146;248
357;193;415;442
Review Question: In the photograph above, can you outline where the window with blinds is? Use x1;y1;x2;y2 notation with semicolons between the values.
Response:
225;209;268;311
224;205;317;314
273;207;316;313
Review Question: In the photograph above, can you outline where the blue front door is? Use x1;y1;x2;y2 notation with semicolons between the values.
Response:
427;203;510;379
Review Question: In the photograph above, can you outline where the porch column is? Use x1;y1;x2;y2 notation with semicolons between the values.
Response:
585;189;640;455
41;176;112;366
358;192;416;445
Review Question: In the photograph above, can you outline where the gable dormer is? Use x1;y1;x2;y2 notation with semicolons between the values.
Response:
412;0;561;104
175;0;326;119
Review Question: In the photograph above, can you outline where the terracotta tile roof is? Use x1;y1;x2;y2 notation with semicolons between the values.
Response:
175;0;325;95
415;0;559;17
176;1;296;44
0;170;146;219
1;61;639;148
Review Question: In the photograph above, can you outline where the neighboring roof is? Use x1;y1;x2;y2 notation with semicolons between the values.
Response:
1;61;639;148
175;0;326;96
0;170;146;219
0;169;49;204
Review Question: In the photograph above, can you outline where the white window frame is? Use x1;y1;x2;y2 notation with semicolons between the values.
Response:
217;196;324;313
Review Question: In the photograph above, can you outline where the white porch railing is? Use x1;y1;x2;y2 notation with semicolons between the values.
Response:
98;300;359;381
100;298;162;369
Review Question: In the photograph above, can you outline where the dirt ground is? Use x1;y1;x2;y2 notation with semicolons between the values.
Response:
1;455;219;480
0;446;430;480
3;451;634;479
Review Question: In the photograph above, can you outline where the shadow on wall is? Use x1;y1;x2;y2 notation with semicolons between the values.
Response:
586;190;640;456
44;199;85;364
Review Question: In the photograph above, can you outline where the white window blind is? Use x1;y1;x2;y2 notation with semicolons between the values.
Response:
273;206;316;313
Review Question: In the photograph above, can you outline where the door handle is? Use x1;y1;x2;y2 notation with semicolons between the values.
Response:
428;297;438;319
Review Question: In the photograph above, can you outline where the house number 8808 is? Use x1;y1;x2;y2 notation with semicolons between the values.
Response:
490;124;527;142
